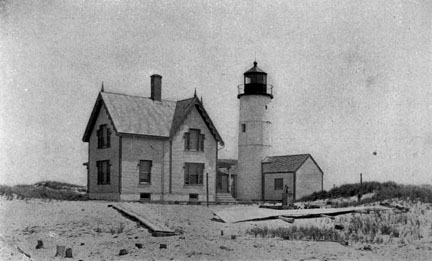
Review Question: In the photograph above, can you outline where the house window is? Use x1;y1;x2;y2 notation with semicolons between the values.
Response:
242;124;246;133
97;160;110;185
97;124;111;149
184;163;204;185
274;178;283;190
184;129;205;151
140;193;151;200
139;160;152;183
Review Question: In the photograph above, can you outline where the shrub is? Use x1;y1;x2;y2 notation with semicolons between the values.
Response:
246;225;345;242
297;181;432;204
246;209;424;245
110;223;125;234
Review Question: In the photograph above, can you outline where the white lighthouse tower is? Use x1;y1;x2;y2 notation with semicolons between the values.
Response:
237;61;273;201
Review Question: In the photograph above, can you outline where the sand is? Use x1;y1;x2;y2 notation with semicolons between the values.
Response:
0;198;431;260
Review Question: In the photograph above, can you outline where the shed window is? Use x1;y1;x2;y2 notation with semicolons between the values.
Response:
184;163;204;185
97;124;111;149
139;160;152;183
97;160;110;185
274;178;283;190
184;129;205;151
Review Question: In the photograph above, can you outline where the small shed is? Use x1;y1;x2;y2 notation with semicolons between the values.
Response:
262;154;323;201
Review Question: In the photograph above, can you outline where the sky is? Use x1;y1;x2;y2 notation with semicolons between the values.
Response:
0;0;431;189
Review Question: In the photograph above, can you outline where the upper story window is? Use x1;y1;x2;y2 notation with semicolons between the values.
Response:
97;160;110;185
184;129;205;151
184;162;204;185
97;124;111;149
242;124;246;133
139;160;152;184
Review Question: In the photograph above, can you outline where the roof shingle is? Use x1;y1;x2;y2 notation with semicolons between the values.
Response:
83;92;224;145
262;154;312;173
102;92;176;137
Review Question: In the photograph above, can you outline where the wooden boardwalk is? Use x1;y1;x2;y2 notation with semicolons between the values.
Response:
110;204;176;237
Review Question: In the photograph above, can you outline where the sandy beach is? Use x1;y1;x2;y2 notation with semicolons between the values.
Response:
0;198;431;260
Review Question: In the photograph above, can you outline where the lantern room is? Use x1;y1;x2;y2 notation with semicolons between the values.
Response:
238;61;273;99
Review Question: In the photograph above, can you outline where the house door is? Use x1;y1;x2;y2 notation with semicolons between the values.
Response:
230;176;237;198
217;173;229;193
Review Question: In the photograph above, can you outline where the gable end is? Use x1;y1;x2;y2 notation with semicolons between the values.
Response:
82;93;117;142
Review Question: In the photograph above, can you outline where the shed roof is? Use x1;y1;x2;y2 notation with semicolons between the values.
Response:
262;154;322;174
217;159;238;175
82;92;224;145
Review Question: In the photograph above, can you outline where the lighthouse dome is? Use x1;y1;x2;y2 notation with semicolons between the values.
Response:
238;61;273;99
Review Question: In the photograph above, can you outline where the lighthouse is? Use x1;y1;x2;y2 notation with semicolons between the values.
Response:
237;61;273;201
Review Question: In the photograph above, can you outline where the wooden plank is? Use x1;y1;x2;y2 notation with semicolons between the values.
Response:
110;204;176;237
213;205;392;223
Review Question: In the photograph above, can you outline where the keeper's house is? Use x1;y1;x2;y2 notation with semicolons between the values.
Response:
82;75;224;202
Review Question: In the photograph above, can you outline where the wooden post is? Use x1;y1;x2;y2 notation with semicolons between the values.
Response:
35;240;44;249
55;245;65;257
206;172;209;207
65;248;73;258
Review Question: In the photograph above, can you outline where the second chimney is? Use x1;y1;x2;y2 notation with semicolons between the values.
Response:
150;74;162;101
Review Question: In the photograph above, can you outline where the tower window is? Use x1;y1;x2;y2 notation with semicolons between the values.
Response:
242;124;246;133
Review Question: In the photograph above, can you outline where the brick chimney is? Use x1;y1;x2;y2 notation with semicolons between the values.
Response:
150;74;162;101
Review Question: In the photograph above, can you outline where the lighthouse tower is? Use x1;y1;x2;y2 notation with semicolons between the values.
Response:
237;62;273;201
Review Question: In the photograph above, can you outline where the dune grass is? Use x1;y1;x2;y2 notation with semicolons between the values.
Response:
247;203;430;245
0;181;88;201
298;181;432;204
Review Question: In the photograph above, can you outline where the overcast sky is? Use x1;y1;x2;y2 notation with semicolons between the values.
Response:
1;0;431;189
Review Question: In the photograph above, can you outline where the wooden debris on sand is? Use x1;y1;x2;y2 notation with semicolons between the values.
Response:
110;203;176;237
213;205;392;223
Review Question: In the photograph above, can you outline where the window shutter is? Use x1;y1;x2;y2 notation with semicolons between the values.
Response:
199;134;205;151
184;132;190;150
97;162;101;184
100;162;104;184
184;163;189;184
148;163;151;183
106;128;111;147
96;129;101;148
106;162;111;184
199;164;204;184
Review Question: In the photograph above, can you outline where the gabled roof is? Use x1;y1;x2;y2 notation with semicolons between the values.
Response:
82;92;224;145
262;154;323;174
170;96;224;145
